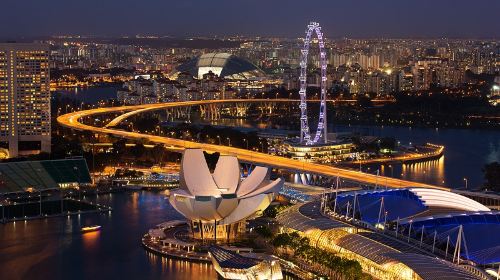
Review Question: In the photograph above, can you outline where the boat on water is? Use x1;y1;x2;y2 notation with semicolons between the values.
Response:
81;225;101;233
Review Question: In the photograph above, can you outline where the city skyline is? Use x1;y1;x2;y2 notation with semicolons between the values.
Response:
0;4;499;280
1;0;500;39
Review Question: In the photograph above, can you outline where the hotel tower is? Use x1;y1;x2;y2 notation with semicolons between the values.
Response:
0;43;50;158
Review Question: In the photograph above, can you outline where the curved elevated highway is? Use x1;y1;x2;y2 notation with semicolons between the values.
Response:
57;99;449;191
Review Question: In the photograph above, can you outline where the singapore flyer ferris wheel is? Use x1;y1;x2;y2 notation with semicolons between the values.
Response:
299;21;328;145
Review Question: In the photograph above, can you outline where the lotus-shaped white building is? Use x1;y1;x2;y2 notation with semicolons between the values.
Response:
169;149;283;241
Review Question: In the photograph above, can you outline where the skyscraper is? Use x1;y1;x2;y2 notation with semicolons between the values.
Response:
0;43;50;158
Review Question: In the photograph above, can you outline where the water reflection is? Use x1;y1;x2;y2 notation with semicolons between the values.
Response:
0;192;217;280
82;231;100;251
395;156;446;186
487;141;500;163
204;117;499;189
146;252;216;280
132;191;139;210
53;86;119;104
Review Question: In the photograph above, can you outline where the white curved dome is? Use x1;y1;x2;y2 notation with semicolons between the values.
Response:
170;149;283;225
410;188;490;212
176;52;265;80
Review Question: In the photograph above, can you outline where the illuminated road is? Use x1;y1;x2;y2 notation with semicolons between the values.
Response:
104;98;392;128
57;99;448;191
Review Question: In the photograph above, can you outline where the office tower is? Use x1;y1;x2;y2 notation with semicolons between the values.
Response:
0;43;50;158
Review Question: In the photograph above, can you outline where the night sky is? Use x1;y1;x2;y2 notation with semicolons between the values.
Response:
1;0;499;38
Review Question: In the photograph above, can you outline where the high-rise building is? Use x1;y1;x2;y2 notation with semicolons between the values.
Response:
0;43;51;158
358;54;380;70
331;54;348;67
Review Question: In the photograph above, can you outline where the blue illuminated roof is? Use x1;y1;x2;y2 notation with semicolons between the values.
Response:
334;189;427;224
399;212;500;265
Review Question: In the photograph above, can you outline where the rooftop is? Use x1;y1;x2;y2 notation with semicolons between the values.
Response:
208;246;260;269
276;201;487;279
385;253;483;280
176;52;265;80
0;158;92;194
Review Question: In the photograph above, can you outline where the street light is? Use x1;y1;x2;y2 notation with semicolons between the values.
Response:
216;135;221;145
408;220;413;243
463;178;468;190
243;138;248;149
226;137;231;147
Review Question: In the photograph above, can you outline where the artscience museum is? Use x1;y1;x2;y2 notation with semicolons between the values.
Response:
168;149;283;242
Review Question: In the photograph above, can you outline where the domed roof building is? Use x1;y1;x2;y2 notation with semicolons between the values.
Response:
175;52;265;80
169;149;283;241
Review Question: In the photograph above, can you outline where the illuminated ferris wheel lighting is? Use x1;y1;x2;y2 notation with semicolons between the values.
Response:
299;22;328;145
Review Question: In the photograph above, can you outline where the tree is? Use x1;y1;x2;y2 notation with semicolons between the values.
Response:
272;233;291;249
112;139;127;156
254;226;273;238
151;144;165;164
272;232;368;279
263;205;278;218
357;95;372;108
379;137;396;151
50;135;82;158
131;143;146;159
483;162;500;191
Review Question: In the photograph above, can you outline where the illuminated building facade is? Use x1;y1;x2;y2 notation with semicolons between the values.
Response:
208;246;283;280
282;140;355;163
489;76;500;106
0;43;50;158
277;201;492;280
175;52;265;80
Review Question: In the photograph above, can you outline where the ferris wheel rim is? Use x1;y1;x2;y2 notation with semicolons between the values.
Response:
299;21;328;145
